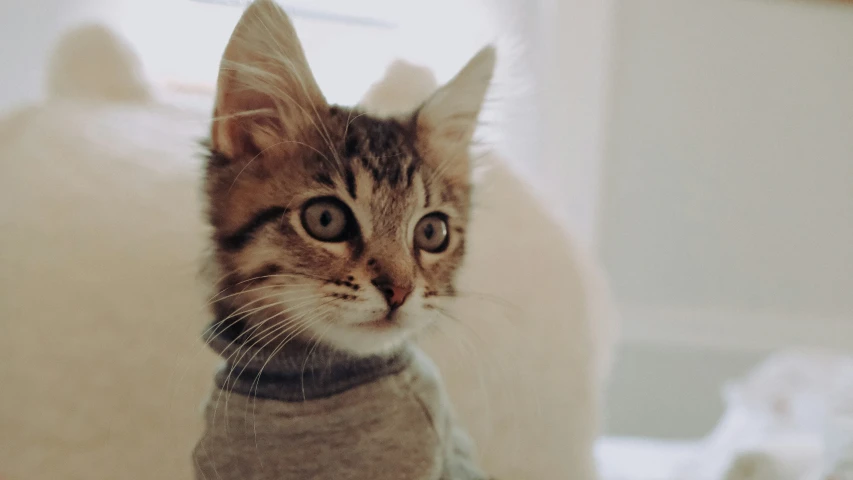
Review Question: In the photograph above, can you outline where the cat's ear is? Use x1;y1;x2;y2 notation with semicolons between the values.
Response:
212;0;326;160
415;46;495;182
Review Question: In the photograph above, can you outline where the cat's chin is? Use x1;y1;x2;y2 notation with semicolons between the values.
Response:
304;315;426;357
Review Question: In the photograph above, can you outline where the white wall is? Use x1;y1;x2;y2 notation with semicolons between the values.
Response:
0;0;498;110
0;0;124;113
601;0;853;436
523;0;615;248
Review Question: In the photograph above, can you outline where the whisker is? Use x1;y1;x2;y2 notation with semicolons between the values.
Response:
211;313;307;433
170;290;322;415
206;282;303;308
168;295;290;406
206;291;317;336
215;296;335;428
248;298;336;398
431;317;496;441
200;264;243;303
173;277;323;382
299;320;334;400
454;290;520;311
215;294;324;386
210;107;277;122
247;316;322;450
209;270;334;300
244;299;337;440
222;296;323;372
431;306;526;452
204;275;329;308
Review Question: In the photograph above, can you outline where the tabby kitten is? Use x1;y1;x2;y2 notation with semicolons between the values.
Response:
205;0;494;356
194;2;496;478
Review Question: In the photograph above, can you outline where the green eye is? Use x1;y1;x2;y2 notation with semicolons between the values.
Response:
301;197;351;242
414;213;449;253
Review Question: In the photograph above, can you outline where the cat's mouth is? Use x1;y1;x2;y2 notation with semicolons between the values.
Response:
357;310;402;331
358;320;396;331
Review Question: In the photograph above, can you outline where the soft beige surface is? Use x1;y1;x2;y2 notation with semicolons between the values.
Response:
0;98;214;480
0;25;617;480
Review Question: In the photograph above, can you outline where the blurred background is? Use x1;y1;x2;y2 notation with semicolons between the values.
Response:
1;0;851;477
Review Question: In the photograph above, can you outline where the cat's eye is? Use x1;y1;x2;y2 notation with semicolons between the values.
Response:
301;197;352;242
414;213;449;253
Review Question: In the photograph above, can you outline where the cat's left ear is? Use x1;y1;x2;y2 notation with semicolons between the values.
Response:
415;46;495;183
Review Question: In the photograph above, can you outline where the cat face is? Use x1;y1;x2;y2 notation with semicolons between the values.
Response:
205;0;494;355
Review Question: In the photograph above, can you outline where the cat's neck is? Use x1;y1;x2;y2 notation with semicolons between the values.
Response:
204;320;413;402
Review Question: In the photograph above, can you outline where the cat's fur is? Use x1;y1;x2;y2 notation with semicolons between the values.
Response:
0;13;617;480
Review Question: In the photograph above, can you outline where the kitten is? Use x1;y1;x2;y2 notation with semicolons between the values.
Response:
194;1;495;478
204;2;492;357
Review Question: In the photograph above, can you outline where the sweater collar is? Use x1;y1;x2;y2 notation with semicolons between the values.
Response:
203;320;413;402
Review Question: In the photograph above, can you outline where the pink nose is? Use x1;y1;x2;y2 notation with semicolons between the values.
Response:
374;282;412;309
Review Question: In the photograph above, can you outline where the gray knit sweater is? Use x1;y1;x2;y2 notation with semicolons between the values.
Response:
193;322;489;480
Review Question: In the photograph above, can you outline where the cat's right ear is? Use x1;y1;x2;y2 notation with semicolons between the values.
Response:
415;46;495;183
211;0;326;160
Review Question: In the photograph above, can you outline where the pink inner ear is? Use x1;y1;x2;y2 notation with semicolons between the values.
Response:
437;124;471;144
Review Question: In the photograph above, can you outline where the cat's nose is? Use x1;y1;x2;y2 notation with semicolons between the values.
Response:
372;278;412;310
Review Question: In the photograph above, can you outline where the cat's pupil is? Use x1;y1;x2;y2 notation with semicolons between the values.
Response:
424;223;435;239
319;211;332;227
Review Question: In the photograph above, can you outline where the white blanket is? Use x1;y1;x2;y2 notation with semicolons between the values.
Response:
596;350;853;480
